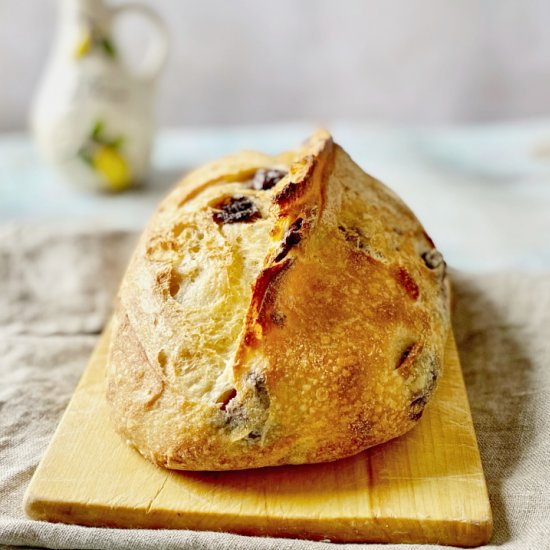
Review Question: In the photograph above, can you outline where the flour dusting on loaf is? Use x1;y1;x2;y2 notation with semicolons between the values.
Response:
106;130;450;470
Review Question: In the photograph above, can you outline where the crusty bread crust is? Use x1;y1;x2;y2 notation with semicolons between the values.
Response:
106;130;450;470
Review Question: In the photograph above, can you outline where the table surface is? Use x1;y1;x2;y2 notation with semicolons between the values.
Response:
1;120;550;272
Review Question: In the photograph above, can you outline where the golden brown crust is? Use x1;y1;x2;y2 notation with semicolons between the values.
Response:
106;130;451;470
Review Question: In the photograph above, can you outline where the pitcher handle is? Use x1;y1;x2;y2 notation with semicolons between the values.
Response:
111;3;169;82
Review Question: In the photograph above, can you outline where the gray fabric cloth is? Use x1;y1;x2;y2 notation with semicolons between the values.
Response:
1;222;549;549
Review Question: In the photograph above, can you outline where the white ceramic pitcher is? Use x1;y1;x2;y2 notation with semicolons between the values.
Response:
31;0;168;192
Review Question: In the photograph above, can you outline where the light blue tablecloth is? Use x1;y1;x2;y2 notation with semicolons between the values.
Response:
1;120;550;272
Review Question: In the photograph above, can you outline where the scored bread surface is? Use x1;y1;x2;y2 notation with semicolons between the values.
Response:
106;130;450;470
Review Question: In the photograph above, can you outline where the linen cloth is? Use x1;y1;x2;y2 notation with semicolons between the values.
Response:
0;222;549;550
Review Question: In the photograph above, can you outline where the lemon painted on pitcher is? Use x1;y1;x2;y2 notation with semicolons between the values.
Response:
78;121;131;191
74;27;93;58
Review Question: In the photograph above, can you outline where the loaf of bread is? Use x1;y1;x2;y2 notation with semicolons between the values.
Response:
106;130;450;471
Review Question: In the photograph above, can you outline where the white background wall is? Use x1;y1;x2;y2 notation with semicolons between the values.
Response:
0;0;549;131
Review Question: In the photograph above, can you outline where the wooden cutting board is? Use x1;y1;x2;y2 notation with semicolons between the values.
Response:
24;324;492;546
